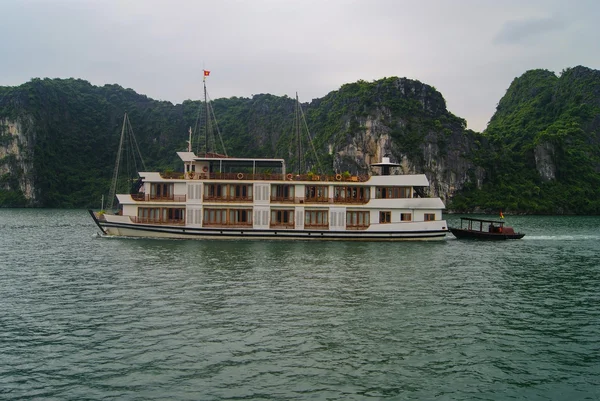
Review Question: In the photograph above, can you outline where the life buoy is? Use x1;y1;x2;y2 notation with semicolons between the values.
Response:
202;166;209;172
335;174;342;181
237;173;244;179
286;173;293;180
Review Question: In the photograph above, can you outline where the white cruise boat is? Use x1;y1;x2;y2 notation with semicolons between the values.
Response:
89;153;448;241
90;73;447;240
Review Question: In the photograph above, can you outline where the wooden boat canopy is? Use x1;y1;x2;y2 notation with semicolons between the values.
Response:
458;217;507;227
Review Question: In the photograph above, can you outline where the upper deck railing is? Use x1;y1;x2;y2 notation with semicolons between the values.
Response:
130;216;185;225
160;171;370;182
269;196;370;205
131;194;187;202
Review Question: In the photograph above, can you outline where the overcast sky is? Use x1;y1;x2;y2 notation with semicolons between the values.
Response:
1;0;598;131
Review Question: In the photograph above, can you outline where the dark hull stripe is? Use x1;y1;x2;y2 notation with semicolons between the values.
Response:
449;228;525;240
97;220;448;240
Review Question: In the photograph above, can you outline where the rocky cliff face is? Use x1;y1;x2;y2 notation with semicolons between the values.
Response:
331;115;481;203
311;78;482;204
534;142;556;181
0;117;36;205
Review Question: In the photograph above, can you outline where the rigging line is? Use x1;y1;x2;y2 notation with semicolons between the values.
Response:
126;114;147;171
126;123;138;186
205;91;218;155
296;93;302;173
206;109;215;155
205;90;228;156
292;105;299;172
290;93;302;173
123;121;133;193
108;113;127;210
126;122;137;175
299;103;323;174
192;99;203;155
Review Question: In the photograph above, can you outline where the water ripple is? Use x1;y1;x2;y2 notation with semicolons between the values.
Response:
1;211;599;400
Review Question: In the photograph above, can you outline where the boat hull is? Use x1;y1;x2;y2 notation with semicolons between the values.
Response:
449;227;525;240
90;211;447;241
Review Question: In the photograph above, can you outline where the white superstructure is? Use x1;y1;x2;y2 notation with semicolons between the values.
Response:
90;153;448;241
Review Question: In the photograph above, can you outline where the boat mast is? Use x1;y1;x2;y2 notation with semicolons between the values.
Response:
107;113;127;210
187;126;193;174
107;113;146;210
204;71;209;157
296;92;302;173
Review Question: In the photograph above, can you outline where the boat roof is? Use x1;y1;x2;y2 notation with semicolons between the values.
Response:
370;156;401;167
368;174;429;186
459;217;505;224
177;152;285;168
370;161;401;167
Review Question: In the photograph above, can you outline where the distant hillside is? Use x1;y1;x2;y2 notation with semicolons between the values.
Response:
0;77;474;208
0;78;190;207
2;68;600;214
450;66;600;214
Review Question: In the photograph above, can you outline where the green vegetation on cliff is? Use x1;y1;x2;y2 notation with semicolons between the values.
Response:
0;76;468;208
449;66;600;214
2;67;600;214
0;78;189;207
309;77;467;166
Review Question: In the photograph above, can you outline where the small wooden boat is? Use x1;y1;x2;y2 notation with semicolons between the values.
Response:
449;217;525;240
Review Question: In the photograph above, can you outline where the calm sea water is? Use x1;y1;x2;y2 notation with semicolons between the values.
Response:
1;209;599;400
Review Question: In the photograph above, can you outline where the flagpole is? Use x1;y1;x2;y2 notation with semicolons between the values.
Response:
202;69;210;156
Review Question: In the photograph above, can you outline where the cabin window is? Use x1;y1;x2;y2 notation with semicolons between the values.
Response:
401;213;412;221
271;184;295;201
346;211;370;229
424;213;436;221
229;209;251;224
304;210;329;228
166;208;185;222
203;208;252;226
375;186;412;199
376;187;389;199
334;186;370;203
305;185;329;202
229;184;253;200
204;208;227;225
204;184;252;201
150;183;174;200
137;207;185;224
204;184;223;199
379;211;391;224
271;209;295;227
